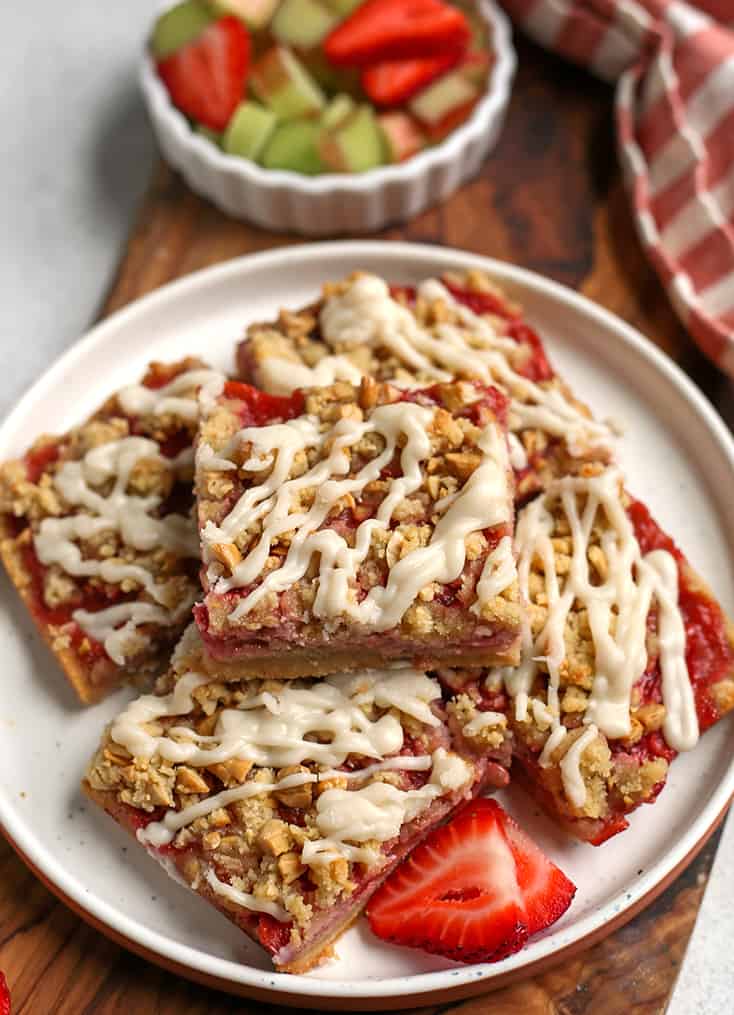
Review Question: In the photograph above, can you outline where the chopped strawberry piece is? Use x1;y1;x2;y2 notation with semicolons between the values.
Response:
500;809;576;935
0;971;10;1015
257;913;293;956
157;17;250;131
222;380;305;425
324;0;470;68
24;440;60;483
363;51;464;107
367;799;528;963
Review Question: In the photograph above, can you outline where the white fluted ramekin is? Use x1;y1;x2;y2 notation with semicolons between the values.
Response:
139;1;516;236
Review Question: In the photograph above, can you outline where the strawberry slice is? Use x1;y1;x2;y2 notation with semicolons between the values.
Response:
367;799;528;963
157;16;250;131
362;51;464;107
0;971;10;1015
500;809;576;935
324;0;470;68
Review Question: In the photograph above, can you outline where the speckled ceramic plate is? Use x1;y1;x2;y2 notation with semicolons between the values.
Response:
1;242;733;1010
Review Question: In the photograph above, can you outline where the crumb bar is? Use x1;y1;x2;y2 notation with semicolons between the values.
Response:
84;626;509;972
0;359;221;702
194;377;521;679
491;465;734;844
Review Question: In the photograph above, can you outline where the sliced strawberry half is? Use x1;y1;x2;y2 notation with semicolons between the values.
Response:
157;16;250;132
0;971;10;1015
324;0;470;67
500;808;576;935
367;799;528;964
362;51;463;107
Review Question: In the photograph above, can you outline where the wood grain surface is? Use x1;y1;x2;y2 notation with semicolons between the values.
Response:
2;34;732;1014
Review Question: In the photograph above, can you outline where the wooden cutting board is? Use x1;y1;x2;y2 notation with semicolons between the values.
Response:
1;34;732;1015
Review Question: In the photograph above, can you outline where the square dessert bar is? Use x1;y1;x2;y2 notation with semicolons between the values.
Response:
84;626;510;973
491;464;734;844
236;270;614;503
0;358;220;703
194;377;522;679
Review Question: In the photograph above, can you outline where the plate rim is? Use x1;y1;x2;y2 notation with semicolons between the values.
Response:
2;240;734;1005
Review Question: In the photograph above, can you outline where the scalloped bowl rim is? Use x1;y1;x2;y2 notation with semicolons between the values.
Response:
139;0;516;194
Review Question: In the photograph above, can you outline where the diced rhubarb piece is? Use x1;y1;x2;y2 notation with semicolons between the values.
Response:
319;103;384;172
298;47;361;94
362;50;464;107
461;49;492;87
321;92;355;130
194;376;520;679
324;0;471;67
378;111;426;162
157;16;251;131
323;0;362;14
409;68;479;127
210;0;279;29
272;0;339;49
261;120;323;174
84;625;497;971
150;0;213;59
423;98;477;143
223;100;277;159
250;45;326;119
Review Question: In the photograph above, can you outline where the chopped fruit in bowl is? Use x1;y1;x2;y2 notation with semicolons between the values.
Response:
149;0;495;175
140;0;516;231
367;799;576;963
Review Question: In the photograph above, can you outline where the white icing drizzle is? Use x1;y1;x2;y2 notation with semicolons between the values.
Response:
559;725;600;808
111;668;442;769
139;769;318;848
34;435;198;664
491;467;696;810
117;368;221;422
257;355;363;396
73;598;194;666
507;432;528;469
313;274;612;455
202;401;514;628
645;549;698;752
204;868;288;921
463;710;507;736
302;748;472;866
472;535;516;614
118;653;472;871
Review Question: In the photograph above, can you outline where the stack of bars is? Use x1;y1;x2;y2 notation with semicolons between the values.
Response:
2;268;733;972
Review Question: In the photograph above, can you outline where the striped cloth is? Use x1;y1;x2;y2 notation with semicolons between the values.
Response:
501;1;734;376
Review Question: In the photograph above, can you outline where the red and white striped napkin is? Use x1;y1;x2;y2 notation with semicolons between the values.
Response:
500;0;734;376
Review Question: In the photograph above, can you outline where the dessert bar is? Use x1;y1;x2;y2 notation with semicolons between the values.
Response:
84;625;511;972
0;359;219;702
237;270;613;502
194;376;521;678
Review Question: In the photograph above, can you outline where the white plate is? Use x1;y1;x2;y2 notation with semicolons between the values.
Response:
1;242;733;1010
